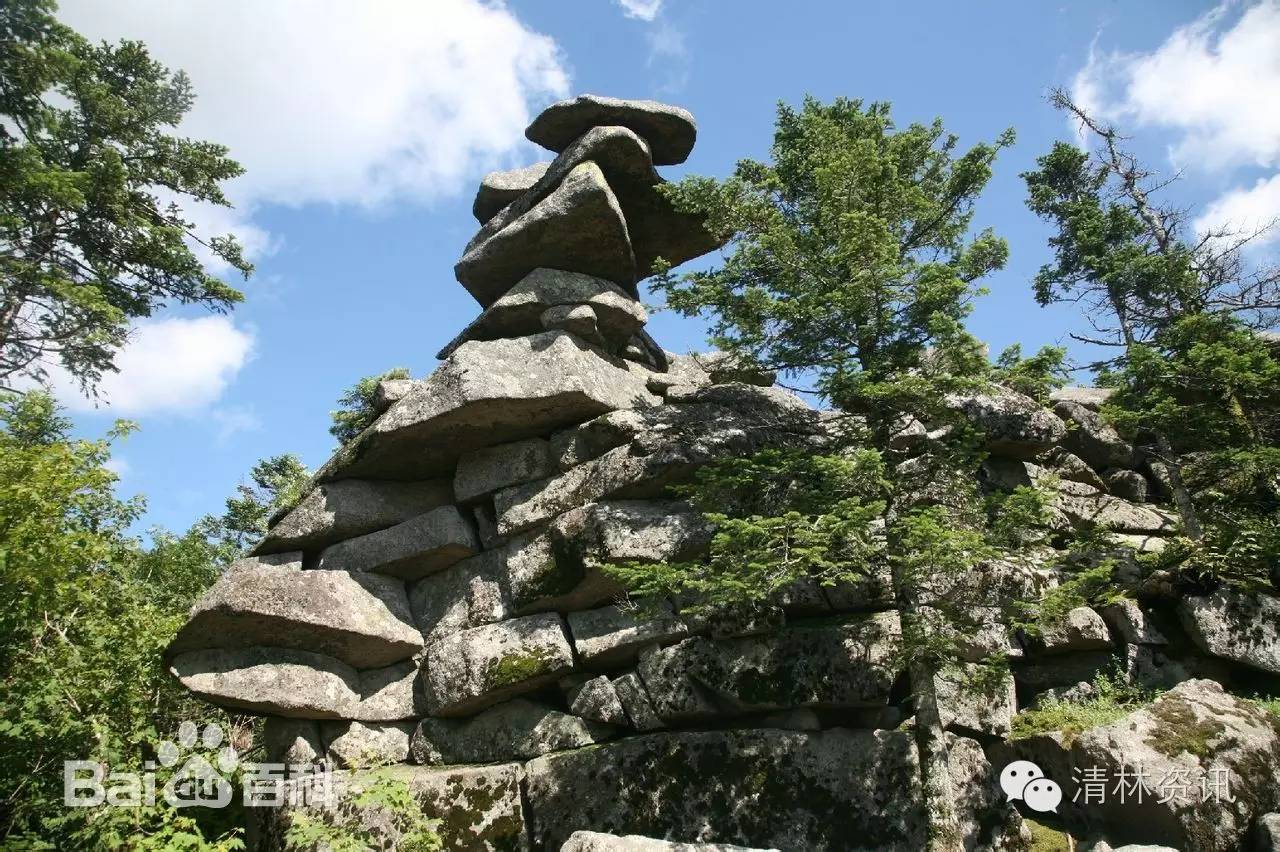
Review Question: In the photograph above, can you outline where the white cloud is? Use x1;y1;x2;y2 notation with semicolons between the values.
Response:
104;457;131;477
617;0;663;22
1073;2;1280;171
56;0;571;244
1195;173;1280;248
47;316;255;416
211;406;264;446
1073;2;1280;246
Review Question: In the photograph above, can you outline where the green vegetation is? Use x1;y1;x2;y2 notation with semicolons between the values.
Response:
1024;816;1074;852
1024;89;1280;588
330;367;411;445
1145;694;1226;760
1;0;251;395
283;771;441;852
0;391;258;848
1011;671;1160;743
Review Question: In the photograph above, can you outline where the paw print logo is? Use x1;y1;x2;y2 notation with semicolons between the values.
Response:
158;721;239;809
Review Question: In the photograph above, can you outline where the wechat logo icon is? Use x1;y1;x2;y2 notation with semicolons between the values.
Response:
1000;760;1063;814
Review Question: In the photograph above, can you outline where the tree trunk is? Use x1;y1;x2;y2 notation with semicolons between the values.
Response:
1155;434;1203;541
907;649;964;852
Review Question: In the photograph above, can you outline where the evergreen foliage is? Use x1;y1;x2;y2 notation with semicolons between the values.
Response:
0;0;251;395
329;367;411;445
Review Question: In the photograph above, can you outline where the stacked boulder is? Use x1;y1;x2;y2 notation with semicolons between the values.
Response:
167;96;1280;852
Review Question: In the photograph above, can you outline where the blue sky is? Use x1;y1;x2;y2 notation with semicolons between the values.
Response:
47;0;1279;536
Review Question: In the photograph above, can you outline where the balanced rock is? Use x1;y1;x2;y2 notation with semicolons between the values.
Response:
254;479;453;555
465;127;722;300
1049;385;1113;411
410;698;611;765
526;94;697;165
421;613;574;716
437;268;647;360
455;161;635;307
166;557;422;668
316;331;659;482
454;437;555;503
472;161;550;223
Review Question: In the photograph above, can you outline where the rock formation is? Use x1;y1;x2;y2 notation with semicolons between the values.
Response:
168;95;1280;852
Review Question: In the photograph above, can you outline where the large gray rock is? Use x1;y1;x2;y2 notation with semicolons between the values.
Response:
1179;590;1280;675
567;675;629;726
453;437;555;503
1002;679;1280;851
421;613;575;716
613;672;663;731
472;160;550;223
351;660;424;721
466;127;722;299
497;388;822;535
568;603;690;669
944;387;1067;459
523;728;1007;851
1049;386;1113;411
1054;492;1179;534
410;698;612;765
262;717;322;765
409;548;512;644
316;331;659;482
169;648;361;719
1106;468;1150;502
170;648;422;721
166;559;422;668
254;479;454;555
322;720;414;768
561;832;774;852
437;268;647;360
935;663;1017;738
1036;606;1113;654
314;505;480;581
455;160;635;307
636;615;900;723
1054;400;1136;471
526;94;697;165
372;378;415;414
252;763;525;852
1101;599;1168;646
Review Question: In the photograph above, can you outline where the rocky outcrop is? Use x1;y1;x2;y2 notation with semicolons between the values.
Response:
171;92;1260;851
1003;680;1280;851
